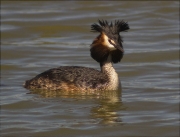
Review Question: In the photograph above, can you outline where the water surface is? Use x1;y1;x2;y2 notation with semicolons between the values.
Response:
1;1;179;137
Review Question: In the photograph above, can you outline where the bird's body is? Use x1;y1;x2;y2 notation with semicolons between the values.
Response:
24;65;117;91
24;66;108;91
24;20;129;91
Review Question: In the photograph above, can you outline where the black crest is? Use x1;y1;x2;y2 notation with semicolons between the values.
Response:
90;19;129;64
91;19;129;34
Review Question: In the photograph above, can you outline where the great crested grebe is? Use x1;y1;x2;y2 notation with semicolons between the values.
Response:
24;20;129;91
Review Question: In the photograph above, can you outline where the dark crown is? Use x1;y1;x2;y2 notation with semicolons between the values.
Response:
91;19;129;34
90;19;130;64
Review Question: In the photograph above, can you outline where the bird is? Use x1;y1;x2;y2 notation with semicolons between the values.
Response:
24;19;129;92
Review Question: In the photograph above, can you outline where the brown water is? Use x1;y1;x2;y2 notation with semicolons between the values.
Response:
1;1;179;137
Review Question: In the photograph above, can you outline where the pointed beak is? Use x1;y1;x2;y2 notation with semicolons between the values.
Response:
116;45;124;52
114;42;124;53
107;36;124;53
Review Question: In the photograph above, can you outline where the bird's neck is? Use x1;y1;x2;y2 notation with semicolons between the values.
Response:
100;55;119;90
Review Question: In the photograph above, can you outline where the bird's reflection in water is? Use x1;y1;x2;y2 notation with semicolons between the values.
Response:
90;89;125;125
28;88;126;125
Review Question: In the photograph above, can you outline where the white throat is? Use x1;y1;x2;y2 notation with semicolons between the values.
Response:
101;55;119;90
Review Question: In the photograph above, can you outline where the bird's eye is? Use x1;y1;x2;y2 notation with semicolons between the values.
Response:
108;39;115;45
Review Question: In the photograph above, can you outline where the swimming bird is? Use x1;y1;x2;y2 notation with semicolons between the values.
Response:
24;20;129;91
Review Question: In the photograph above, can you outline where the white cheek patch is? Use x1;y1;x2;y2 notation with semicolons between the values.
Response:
104;35;116;51
107;42;116;51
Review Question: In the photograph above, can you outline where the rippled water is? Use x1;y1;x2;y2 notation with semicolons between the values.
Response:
1;1;179;137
